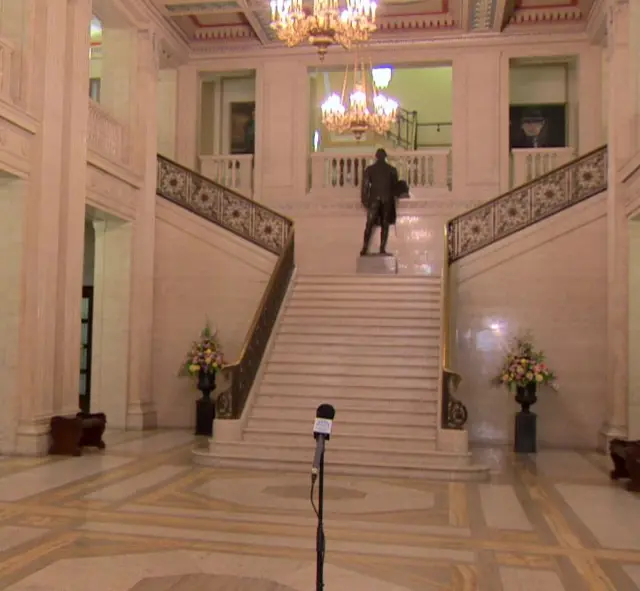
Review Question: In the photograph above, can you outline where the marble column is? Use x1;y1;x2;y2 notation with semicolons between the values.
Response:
15;0;69;454
255;59;308;205
175;64;199;169
126;29;159;430
451;50;510;201
600;0;632;449
53;0;92;418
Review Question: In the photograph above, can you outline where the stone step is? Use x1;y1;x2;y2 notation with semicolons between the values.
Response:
255;394;439;413
284;307;438;320
275;333;439;348
295;275;440;286
250;404;437;426
194;445;489;481
261;372;435;390
289;291;441;303
265;362;438;380
269;351;440;367
242;428;437;451
280;316;440;329
271;342;439;358
287;298;440;318
293;283;441;295
245;418;434;438
278;325;440;338
258;383;438;401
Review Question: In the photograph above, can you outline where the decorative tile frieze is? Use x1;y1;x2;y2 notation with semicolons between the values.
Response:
156;155;292;255
448;146;607;262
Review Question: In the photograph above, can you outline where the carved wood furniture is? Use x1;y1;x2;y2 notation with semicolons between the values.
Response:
49;412;107;456
609;439;640;492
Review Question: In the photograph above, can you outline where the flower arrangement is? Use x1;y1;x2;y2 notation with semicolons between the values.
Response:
492;334;558;391
179;323;224;377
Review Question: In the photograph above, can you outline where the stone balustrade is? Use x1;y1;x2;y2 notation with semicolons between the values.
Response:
87;99;129;166
511;147;576;188
309;148;452;195
199;154;254;197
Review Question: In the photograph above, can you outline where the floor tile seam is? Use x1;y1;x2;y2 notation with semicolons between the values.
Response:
73;529;466;569
76;523;478;564
36;447;194;503
118;503;474;537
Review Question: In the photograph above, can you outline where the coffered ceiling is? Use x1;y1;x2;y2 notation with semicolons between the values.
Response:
153;0;596;48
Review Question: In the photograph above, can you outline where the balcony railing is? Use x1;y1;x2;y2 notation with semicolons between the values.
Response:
87;99;129;166
200;154;254;197
511;147;576;188
310;149;452;194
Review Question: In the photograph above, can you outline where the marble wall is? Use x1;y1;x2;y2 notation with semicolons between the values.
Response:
450;194;607;449
0;180;24;454
152;198;276;428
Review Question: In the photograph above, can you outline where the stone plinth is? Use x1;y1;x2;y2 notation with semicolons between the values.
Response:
356;254;398;275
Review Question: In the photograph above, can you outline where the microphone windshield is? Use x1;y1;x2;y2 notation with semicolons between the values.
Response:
316;404;335;420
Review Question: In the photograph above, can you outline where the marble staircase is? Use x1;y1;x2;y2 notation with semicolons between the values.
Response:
194;275;488;480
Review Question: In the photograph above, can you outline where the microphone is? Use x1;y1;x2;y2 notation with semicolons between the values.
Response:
311;403;335;482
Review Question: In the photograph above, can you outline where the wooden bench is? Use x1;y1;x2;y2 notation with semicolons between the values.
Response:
49;412;107;456
609;438;640;492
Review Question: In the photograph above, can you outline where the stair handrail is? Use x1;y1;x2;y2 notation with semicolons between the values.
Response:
439;145;608;429
155;154;295;421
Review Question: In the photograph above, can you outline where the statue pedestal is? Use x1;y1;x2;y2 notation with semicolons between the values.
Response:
356;254;398;275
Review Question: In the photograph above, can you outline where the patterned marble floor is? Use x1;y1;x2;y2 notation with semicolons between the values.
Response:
0;430;638;591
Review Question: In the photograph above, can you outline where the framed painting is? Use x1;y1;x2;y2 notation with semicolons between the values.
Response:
509;104;567;149
230;101;255;154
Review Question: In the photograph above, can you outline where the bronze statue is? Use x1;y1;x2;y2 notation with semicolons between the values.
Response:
360;148;399;256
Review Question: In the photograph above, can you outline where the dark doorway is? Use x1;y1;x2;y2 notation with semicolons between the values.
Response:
79;286;94;413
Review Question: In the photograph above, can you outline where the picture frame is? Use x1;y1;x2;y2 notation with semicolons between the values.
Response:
509;104;567;150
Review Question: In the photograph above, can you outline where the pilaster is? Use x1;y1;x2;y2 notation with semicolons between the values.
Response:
126;28;159;430
600;0;631;449
255;59;308;205
15;0;69;455
451;50;510;200
578;45;604;153
54;0;92;419
175;64;199;169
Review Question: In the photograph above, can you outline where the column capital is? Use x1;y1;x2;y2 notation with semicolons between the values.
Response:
137;27;161;73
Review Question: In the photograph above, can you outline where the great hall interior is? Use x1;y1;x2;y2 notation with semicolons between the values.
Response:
0;0;639;589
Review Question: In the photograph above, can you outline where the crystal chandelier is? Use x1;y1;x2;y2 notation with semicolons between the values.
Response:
270;0;377;60
321;55;398;140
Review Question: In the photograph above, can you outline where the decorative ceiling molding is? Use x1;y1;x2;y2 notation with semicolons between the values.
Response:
193;23;257;40
469;0;497;30
508;6;582;24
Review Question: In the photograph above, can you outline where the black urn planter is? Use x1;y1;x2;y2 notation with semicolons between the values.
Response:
514;382;538;453
195;370;216;437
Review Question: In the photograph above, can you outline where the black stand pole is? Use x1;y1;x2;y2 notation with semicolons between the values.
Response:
315;449;325;591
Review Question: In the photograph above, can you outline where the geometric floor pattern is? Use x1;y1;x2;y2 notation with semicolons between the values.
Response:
0;429;639;590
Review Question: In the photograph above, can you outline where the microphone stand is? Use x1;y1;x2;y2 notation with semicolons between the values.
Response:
315;448;326;591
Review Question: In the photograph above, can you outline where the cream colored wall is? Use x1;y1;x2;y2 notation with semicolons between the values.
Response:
450;193;607;449
0;180;24;454
152;198;276;428
90;55;101;79
509;64;567;104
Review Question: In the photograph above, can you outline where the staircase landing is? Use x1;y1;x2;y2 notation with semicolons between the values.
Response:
194;274;489;481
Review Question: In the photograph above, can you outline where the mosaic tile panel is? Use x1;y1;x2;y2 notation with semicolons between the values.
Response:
156;156;292;255
448;146;607;262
